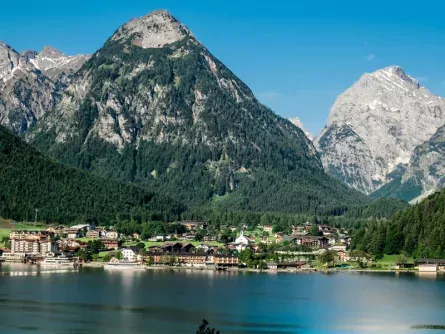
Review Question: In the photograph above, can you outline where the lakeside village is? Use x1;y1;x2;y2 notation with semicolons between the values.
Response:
1;221;444;272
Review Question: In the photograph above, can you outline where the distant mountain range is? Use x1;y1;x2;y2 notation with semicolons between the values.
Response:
315;66;445;202
0;42;90;134
0;10;369;216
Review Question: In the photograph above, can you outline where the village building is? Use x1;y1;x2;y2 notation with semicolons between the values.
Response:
329;244;347;252
262;225;273;233
86;230;100;239
122;247;140;262
203;235;217;242
180;221;200;230
102;239;119;250
291;225;306;235
45;226;66;236
233;231;252;251
8;231;56;256
211;254;239;267
336;250;348;262
56;239;88;252
11;238;56;256
9;230;52;240
182;233;196;241
415;259;445;272
104;231;119;240
64;228;82;239
282;235;329;250
274;232;283;243
177;253;208;267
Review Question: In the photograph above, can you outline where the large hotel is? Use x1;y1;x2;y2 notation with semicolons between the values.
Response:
9;231;56;256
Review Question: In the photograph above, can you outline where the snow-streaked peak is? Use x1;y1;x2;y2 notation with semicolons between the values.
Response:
289;117;314;141
111;9;193;49
315;65;445;195
368;65;422;91
36;46;90;81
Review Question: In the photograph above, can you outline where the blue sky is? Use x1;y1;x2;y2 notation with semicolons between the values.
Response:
2;0;445;136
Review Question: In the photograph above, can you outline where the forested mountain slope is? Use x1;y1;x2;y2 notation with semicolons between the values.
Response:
0;125;184;224
30;10;368;214
352;189;445;258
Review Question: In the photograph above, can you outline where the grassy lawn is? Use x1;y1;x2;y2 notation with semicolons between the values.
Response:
245;228;275;244
375;254;414;266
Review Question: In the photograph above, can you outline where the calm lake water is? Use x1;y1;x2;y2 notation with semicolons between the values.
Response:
1;264;445;333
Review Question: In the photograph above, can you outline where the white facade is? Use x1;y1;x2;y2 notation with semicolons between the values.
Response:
418;264;437;272
11;239;56;256
122;248;137;261
234;232;251;252
235;232;250;245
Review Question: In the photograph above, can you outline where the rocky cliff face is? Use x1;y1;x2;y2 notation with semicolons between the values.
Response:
373;123;445;202
315;66;445;195
0;42;56;133
30;10;365;212
0;42;89;134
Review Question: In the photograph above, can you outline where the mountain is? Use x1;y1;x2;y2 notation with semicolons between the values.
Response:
30;10;368;213
0;42;90;134
352;188;445;259
0;42;56;134
372;123;445;202
315;66;445;195
0;124;184;224
35;46;91;82
289;117;314;140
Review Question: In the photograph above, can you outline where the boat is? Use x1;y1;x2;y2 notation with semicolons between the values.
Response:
104;260;144;270
41;255;78;267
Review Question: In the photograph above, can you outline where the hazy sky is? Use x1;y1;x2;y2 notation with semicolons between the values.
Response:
2;0;445;135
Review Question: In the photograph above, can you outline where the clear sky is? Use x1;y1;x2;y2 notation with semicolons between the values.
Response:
2;0;445;136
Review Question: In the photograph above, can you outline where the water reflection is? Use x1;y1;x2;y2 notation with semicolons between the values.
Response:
0;269;444;333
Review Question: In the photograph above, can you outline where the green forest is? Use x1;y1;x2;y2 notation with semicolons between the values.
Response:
351;189;445;258
0;125;184;224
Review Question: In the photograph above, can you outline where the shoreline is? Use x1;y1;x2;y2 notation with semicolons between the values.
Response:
80;262;433;274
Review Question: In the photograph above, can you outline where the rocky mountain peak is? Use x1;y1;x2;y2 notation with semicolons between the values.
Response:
40;45;65;58
111;9;192;48
367;65;420;90
20;50;38;59
315;66;445;195
0;42;20;83
289;117;314;141
35;46;90;81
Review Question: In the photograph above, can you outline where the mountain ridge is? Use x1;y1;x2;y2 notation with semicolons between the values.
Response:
0;41;90;134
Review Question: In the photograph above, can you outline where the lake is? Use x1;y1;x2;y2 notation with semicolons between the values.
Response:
1;264;445;333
